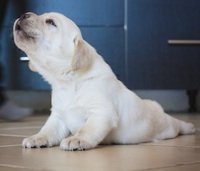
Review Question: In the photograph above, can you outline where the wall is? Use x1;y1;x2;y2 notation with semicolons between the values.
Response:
6;90;199;113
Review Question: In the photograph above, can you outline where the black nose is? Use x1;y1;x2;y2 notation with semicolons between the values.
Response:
19;13;31;21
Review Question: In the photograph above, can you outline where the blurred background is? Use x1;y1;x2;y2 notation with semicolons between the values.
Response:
1;0;200;116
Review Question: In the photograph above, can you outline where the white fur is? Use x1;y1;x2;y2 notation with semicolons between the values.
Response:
13;12;195;151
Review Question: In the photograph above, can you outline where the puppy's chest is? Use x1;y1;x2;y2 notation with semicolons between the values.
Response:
52;90;80;113
53;79;93;105
52;85;88;134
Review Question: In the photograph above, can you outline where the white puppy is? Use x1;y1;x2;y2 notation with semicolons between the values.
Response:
13;12;195;151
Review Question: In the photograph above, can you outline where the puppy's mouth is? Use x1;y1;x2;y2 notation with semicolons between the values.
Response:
15;21;36;40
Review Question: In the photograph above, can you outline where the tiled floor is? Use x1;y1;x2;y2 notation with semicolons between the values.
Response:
0;114;200;171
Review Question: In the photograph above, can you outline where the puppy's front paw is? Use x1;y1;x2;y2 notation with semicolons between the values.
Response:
22;134;50;148
60;136;95;151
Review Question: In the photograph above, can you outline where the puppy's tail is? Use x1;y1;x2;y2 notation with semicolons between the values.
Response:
178;120;196;135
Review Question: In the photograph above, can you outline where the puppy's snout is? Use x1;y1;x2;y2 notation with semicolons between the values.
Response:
19;12;32;21
15;12;35;31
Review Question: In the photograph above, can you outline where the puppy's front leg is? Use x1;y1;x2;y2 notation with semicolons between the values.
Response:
23;113;69;148
60;108;118;151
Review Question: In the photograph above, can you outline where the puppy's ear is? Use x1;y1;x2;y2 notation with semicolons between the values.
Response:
71;36;93;72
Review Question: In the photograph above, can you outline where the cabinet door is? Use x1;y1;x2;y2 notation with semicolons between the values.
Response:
1;27;51;90
128;0;200;89
1;0;125;90
81;28;125;83
4;0;124;26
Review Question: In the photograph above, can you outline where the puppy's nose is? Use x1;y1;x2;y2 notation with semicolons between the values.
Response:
19;13;32;21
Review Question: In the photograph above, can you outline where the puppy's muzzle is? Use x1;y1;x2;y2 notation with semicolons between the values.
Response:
15;12;33;31
14;12;39;40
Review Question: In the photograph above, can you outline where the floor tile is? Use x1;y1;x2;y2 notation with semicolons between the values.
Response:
0;114;200;171
0;136;23;146
0;145;200;171
0;116;47;129
153;163;200;171
0;165;39;171
0;116;44;137
0;128;40;137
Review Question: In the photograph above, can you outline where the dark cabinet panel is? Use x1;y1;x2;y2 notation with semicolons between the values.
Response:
5;0;200;90
81;28;125;83
1;0;125;90
2;27;125;90
128;0;200;89
3;0;124;26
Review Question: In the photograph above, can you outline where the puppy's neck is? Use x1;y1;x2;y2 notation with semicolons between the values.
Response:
28;44;115;88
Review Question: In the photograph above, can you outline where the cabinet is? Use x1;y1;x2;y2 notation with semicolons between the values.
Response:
128;0;200;89
1;0;200;93
1;0;125;90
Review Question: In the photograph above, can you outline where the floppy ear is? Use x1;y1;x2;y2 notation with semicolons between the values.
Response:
71;36;93;72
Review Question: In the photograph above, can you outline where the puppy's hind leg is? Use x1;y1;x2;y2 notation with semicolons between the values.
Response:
157;115;196;141
169;115;196;136
178;120;196;135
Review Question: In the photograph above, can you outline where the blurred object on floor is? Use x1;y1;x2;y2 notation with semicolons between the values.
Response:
0;100;32;121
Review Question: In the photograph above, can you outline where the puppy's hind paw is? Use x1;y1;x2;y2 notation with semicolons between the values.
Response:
180;122;196;135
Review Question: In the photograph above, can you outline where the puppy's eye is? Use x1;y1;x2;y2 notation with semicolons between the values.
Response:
46;19;57;27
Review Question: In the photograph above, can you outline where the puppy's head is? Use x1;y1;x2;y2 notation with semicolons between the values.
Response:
13;12;93;73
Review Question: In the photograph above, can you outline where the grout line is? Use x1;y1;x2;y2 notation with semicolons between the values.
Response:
0;164;55;171
0;134;27;138
0;164;41;170
142;144;200;149
139;161;200;171
0;164;28;169
0;126;41;130
0;144;21;148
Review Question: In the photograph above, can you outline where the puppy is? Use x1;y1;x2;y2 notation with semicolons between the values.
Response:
13;12;195;151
